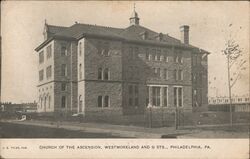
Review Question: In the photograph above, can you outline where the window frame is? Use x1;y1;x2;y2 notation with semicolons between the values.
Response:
61;64;67;77
46;45;52;59
61;83;67;91
104;96;110;107
46;65;52;79
163;87;168;107
104;68;110;80
152;87;161;107
61;46;67;56
61;96;66;108
98;96;103;108
79;42;82;56
174;86;183;107
39;51;44;64
39;69;44;81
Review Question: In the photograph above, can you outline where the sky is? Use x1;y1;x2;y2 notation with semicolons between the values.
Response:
1;1;249;103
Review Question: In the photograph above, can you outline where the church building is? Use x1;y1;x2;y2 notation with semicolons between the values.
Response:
35;9;209;118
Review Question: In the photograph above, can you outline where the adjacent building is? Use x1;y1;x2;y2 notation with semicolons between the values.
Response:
35;10;209;117
208;96;250;112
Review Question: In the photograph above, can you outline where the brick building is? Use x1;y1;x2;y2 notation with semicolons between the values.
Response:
35;10;209;117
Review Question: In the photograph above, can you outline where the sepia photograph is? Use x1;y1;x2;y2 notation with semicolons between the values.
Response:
0;1;249;158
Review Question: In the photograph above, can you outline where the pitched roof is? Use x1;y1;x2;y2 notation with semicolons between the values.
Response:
120;25;184;46
46;24;68;34
54;23;124;39
36;23;210;54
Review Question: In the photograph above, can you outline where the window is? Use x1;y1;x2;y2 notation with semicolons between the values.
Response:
178;87;183;107
154;68;160;76
98;96;102;107
199;73;202;85
46;65;52;79
103;42;110;56
160;55;164;61
145;48;149;60
97;41;102;55
174;54;178;63
40;98;43;109
61;64;67;76
193;73;197;83
98;96;110;108
104;68;109;80
146;53;149;60
98;68;102;80
48;96;51;108
157;68;160;76
133;47;138;59
134;85;139;106
164;50;169;62
163;87;168;107
163;69;168;80
197;55;202;66
179;70;183;80
157;49;161;61
165;56;168;62
149;54;152;61
174;69;177;80
61;96;66;108
175;70;183;81
174;87;183;107
79;42;82;56
39;69;44;81
174;51;183;64
152;87;160;106
46;45;52;59
128;85;139;106
155;54;159;61
104;96;109;107
79;64;82;79
129;66;134;79
152;49;156;61
146;86;149;106
61;83;66;91
44;96;47;109
39;51;44;64
61;46;67;56
178;55;183;63
193;55;197;66
129;85;133;106
129;47;138;60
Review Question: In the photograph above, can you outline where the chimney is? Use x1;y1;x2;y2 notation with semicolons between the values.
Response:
180;25;189;44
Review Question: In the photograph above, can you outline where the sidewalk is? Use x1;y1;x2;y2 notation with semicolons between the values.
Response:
3;119;248;138
4;119;194;138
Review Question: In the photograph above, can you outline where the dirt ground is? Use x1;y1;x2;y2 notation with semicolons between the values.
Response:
178;125;250;138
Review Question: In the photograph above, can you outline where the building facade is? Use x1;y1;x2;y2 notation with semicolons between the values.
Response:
35;10;209;117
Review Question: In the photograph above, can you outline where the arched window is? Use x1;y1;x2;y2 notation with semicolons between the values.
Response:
104;96;109;107
40;97;43;109
79;64;82;79
44;96;47;112
104;68;109;80
79;95;82;112
79;42;82;56
98;68;102;80
48;96;51;109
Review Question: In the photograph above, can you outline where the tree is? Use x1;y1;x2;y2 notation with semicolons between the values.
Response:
221;24;245;126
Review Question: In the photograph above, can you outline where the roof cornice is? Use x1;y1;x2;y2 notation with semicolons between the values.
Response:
35;36;76;52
